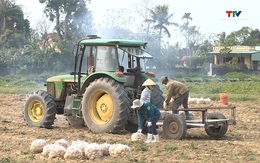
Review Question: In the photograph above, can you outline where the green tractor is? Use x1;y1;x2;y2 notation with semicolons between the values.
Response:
24;35;164;133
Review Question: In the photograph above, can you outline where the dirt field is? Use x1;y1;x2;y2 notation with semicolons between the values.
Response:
0;94;260;163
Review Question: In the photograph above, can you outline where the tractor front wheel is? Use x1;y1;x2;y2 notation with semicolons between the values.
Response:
24;90;56;129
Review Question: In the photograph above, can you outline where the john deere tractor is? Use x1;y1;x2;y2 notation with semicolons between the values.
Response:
24;35;164;133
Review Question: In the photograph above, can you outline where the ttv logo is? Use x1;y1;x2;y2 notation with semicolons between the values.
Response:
226;11;242;17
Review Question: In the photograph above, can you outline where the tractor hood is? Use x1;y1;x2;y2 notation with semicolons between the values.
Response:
46;74;86;82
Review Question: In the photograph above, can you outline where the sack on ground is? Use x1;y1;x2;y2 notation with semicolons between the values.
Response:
163;99;174;110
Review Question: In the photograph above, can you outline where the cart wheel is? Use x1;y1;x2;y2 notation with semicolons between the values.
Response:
163;114;187;139
205;112;228;138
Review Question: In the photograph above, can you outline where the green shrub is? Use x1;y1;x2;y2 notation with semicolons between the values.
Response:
164;144;178;151
136;145;148;152
0;157;17;163
224;72;250;79
1;73;260;102
174;73;183;78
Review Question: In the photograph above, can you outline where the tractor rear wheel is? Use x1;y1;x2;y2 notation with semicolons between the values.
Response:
125;85;165;133
24;90;56;129
151;85;165;109
82;77;130;133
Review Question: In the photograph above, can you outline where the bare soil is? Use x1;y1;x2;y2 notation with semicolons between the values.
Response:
0;94;260;163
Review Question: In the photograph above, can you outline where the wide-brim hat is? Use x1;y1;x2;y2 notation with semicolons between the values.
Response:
142;78;156;86
131;99;143;109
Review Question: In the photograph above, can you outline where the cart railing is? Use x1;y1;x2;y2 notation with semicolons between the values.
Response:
158;106;236;127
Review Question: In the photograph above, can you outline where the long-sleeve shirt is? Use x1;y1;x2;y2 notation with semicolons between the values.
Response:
165;80;188;104
137;102;161;130
140;87;151;103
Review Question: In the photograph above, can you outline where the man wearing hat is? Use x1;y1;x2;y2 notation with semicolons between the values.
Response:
140;78;156;103
160;76;191;119
131;99;161;143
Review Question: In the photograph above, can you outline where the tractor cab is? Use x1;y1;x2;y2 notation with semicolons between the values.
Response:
116;46;154;89
73;37;155;95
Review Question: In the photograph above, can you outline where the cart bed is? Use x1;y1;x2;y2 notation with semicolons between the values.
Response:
157;106;236;128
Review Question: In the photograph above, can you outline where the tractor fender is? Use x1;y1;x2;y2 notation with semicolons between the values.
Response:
80;71;126;94
141;73;158;82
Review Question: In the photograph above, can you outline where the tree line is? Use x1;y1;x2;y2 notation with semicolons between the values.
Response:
0;0;260;75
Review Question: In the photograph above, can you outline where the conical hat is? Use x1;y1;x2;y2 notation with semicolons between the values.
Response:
142;78;156;86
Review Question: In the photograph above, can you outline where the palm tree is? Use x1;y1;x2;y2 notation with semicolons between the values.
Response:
182;13;192;25
180;13;193;55
0;0;23;34
216;32;227;46
145;4;178;48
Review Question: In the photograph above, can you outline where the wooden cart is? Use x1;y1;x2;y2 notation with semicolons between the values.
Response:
157;106;236;139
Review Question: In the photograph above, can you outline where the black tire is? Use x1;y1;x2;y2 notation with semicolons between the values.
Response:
205;112;228;138
163;114;187;139
125;121;138;133
124;97;138;133
124;97;147;133
82;77;130;134
66;116;85;128
125;119;148;134
151;85;165;109
24;90;56;129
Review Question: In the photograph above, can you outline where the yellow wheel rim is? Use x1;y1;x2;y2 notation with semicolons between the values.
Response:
89;91;114;125
28;100;43;122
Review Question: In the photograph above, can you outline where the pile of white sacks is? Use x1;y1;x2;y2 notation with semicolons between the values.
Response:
163;97;212;111
188;97;211;104
29;139;131;160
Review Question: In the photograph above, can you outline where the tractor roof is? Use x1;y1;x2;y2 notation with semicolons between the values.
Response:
80;39;147;47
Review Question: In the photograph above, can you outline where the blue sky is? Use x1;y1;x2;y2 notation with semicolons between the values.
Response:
16;0;260;44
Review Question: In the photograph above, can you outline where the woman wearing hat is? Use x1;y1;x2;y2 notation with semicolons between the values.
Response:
131;99;161;143
140;78;156;103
